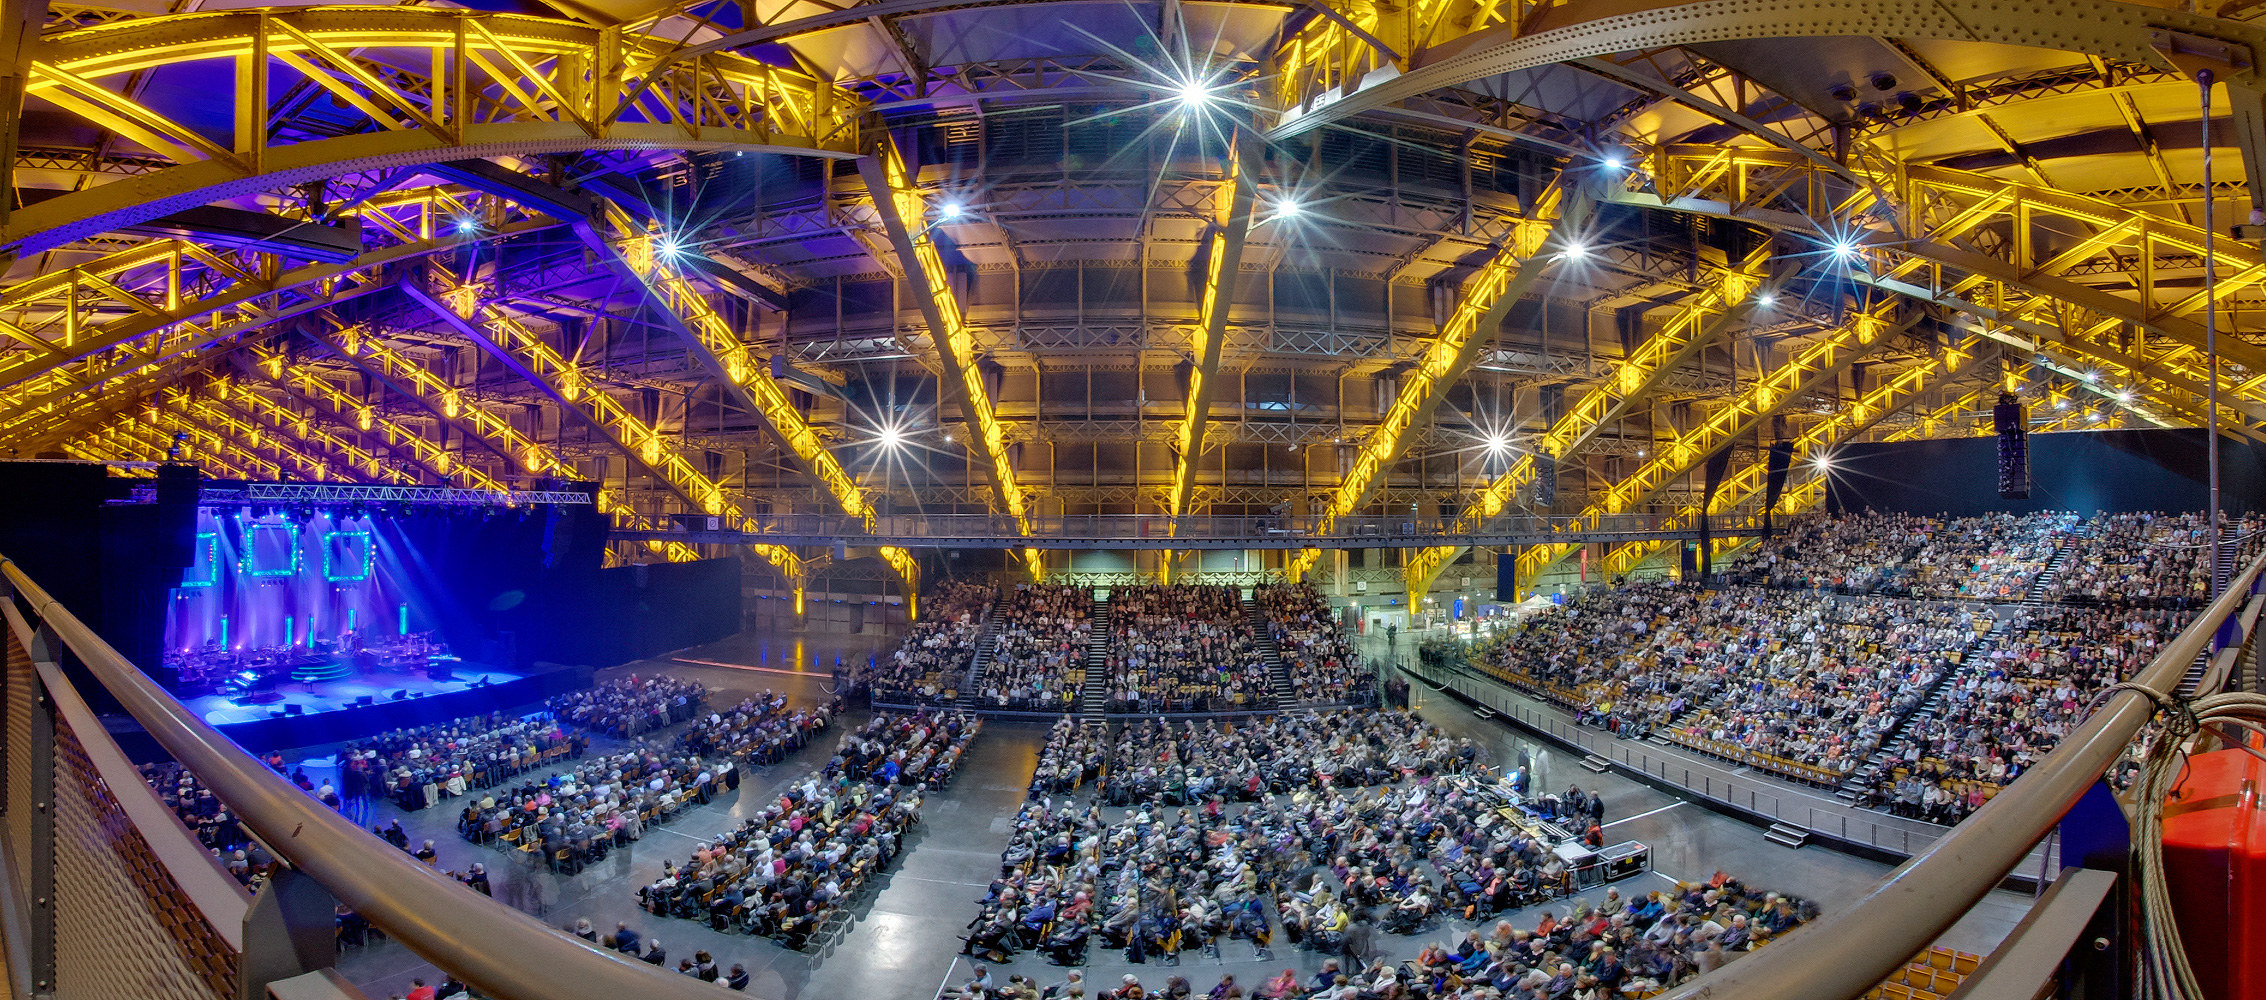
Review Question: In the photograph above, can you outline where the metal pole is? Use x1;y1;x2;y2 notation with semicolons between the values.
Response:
2204;70;2225;599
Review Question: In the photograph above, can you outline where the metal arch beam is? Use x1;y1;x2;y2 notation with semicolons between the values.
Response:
401;279;803;583
104;413;258;479
301;321;705;564
1166;126;1261;522
232;343;496;491
1269;0;2261;139
423;157;919;598
1584;335;1995;585
0;212;560;414
202;373;425;485
1395;236;1777;589
580;202;924;608
1283;185;1577;580
6;8;862;256
1483;302;1927;596
857;134;1044;579
149;394;297;480
161;385;341;482
1618;148;2266;432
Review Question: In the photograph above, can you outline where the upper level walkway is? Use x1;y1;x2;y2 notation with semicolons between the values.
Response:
612;511;1718;549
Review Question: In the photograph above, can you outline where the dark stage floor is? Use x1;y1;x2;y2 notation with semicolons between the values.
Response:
184;662;526;726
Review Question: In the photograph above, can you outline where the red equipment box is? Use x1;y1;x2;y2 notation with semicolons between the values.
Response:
2161;745;2266;1000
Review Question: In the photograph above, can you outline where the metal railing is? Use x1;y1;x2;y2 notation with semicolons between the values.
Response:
1651;547;2266;1000
0;554;735;1000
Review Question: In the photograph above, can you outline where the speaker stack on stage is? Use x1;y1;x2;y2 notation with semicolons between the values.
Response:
1994;392;2030;499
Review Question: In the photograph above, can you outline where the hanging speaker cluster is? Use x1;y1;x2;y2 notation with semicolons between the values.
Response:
1994;392;2029;499
1534;454;1556;509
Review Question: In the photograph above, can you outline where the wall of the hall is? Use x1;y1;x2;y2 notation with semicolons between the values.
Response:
1824;428;2266;516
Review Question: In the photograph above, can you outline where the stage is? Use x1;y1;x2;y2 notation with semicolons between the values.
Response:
125;660;597;754
186;662;528;726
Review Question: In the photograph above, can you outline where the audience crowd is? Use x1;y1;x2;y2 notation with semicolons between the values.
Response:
547;676;708;738
1106;586;1272;713
978;585;1095;711
1729;511;2072;600
1860;603;2190;823
636;710;981;950
1474;584;1979;781
337;712;585;812
1256;584;1373;706
2042;512;2266;607
872;582;997;704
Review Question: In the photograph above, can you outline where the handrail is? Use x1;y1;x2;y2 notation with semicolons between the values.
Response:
1656;546;2266;1000
0;555;736;1000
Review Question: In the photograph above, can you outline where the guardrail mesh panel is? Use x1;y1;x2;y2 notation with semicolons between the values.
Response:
4;627;31;873
51;722;235;1000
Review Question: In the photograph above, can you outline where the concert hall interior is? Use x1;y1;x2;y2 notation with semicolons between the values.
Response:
2;4;2266;1000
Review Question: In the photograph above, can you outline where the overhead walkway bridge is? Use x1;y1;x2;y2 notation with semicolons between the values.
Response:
611;511;1718;550
0;547;2254;1000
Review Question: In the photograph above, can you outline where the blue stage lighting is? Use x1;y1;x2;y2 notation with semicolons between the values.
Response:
181;532;218;587
241;521;301;577
323;530;374;582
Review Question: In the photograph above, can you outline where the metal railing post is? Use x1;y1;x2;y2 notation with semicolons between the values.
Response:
15;619;55;998
238;867;342;1000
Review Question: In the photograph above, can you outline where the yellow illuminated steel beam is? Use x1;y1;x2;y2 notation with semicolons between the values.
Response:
402;280;805;588
594;204;921;612
160;386;336;481
1166;127;1261;523
1283;187;1573;580
1574;339;1994;589
1500;304;1924;588
1392;240;1774;590
301;324;702;564
0;207;558;423
204;374;424;485
100;414;250;478
144;402;283;480
857;136;1042;579
8;8;863;256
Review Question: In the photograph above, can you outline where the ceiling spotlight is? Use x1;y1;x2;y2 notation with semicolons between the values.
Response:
1601;155;1625;170
2057;400;2069;410
1563;241;1590;260
1831;240;1861;259
1637;448;1648;458
2088;411;2103;422
879;427;904;449
1814;454;1833;469
1485;435;1508;453
943;433;953;443
454;217;479;235
1176;80;1212;107
1756;292;1777;307
940;202;964;220
654;236;685;259
2083;371;2098;382
1277;199;1302;219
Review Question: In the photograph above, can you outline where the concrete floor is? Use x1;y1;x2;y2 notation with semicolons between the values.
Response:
324;625;2035;1000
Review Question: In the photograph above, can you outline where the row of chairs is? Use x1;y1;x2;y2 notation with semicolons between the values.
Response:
1863;946;1982;1000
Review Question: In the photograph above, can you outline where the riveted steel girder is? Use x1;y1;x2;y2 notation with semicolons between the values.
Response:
857;135;1043;578
1283;184;1574;580
8;8;862;256
403;278;801;578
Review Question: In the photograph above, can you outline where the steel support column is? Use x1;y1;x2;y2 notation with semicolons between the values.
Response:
857;135;1043;578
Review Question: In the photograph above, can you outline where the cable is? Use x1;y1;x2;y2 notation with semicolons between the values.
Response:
2116;684;2266;1000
